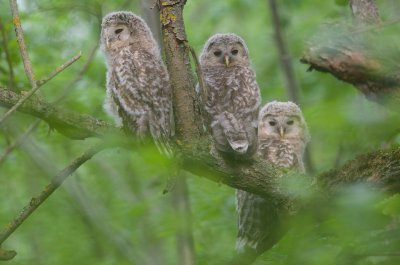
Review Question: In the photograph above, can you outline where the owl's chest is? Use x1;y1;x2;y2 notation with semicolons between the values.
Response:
204;67;257;111
259;139;297;168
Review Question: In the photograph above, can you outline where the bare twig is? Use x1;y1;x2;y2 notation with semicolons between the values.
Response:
0;46;92;165
36;52;82;87
0;144;106;256
188;45;207;104
0;52;81;126
54;45;98;103
268;0;299;102
0;18;16;89
9;0;36;87
0;120;40;168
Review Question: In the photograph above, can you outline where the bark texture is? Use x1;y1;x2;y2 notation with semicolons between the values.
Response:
0;88;118;139
1;87;399;198
159;0;203;141
301;0;400;108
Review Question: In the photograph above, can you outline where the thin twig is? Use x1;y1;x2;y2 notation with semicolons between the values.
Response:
0;52;81;126
53;45;98;104
268;0;299;102
36;52;82;87
0;18;16;90
0;120;40;168
0;45;96;164
187;44;207;104
0;144;106;251
9;0;36;87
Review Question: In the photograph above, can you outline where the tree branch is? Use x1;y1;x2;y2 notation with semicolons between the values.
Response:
0;52;81;125
9;0;36;87
2;86;400;198
268;0;299;103
0;144;106;258
267;0;315;174
159;0;203;141
0;18;16;90
0;88;118;139
300;0;400;108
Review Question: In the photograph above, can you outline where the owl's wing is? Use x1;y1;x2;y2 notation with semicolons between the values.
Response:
111;49;172;155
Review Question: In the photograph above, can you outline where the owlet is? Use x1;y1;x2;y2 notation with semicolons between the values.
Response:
100;11;172;153
199;33;261;159
236;101;310;258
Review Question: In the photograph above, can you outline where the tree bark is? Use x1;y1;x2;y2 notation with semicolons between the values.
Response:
159;0;203;142
0;88;118;139
1;87;400;197
300;0;400;109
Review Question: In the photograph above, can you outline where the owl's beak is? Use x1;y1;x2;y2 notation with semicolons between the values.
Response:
279;126;285;138
224;54;230;67
106;37;111;49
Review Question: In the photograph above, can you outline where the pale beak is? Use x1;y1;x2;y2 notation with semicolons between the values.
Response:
106;34;111;49
224;54;230;67
279;126;285;138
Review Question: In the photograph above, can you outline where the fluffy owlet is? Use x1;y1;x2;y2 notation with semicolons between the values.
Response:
199;33;261;158
100;11;172;153
235;101;310;259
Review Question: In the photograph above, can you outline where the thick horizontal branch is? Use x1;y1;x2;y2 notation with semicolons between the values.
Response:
301;43;400;107
318;147;400;192
1;87;400;197
0;88;118;139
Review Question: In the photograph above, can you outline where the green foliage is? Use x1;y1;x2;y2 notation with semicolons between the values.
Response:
1;0;400;264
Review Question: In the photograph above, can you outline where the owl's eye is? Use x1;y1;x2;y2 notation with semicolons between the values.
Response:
269;121;276;126
287;120;294;125
115;28;123;34
231;49;239;55
213;50;222;57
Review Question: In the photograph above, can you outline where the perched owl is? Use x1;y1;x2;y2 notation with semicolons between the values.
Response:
199;33;261;158
236;101;310;257
100;11;172;153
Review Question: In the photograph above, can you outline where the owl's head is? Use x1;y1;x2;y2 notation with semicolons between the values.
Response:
199;33;250;68
100;11;156;52
258;101;310;143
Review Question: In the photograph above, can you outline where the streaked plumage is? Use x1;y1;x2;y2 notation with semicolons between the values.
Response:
199;33;261;158
236;101;310;254
100;11;172;153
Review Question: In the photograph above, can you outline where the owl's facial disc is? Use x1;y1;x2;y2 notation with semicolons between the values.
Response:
105;24;131;50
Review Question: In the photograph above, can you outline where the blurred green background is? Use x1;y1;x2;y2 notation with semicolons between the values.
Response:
1;0;400;264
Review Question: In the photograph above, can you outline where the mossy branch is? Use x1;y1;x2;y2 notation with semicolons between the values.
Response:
0;88;118;139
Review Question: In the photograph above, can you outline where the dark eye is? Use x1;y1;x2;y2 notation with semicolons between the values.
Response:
269;121;276;126
213;50;222;57
287;120;294;125
231;49;238;55
115;28;123;34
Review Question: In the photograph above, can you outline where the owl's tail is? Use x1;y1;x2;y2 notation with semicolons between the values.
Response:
148;113;174;158
218;112;249;155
